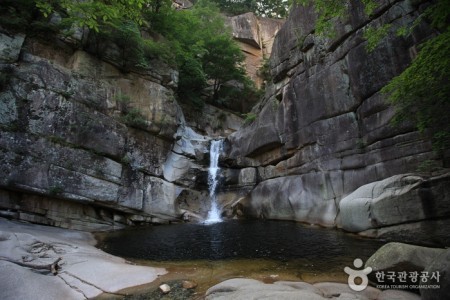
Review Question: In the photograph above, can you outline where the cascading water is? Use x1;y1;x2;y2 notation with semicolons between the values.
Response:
205;140;223;224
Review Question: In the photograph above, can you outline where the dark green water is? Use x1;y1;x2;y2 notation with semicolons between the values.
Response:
96;220;387;298
98;220;385;264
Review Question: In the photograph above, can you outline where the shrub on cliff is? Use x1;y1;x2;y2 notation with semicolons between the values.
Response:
298;0;450;153
210;0;289;18
147;0;251;108
0;0;253;111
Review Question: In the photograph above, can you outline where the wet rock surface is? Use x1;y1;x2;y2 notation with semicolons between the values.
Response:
0;33;232;229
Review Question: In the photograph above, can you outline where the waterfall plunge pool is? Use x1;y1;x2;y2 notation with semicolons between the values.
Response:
95;220;386;298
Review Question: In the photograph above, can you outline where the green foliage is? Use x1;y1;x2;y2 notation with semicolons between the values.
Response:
96;21;148;69
209;0;289;18
243;112;257;124
35;0;148;32
202;35;247;98
363;24;391;52
0;0;62;34
254;0;290;18
417;159;442;173
121;108;147;127
0;0;36;30
49;184;64;195
299;0;450;153
382;29;450;151
2;0;254;113
121;154;132;164
297;0;348;37
210;0;257;16
258;58;271;83
148;0;249;107
115;93;147;127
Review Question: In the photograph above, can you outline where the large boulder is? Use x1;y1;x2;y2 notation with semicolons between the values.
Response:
365;242;445;275
420;249;450;300
229;13;261;48
205;278;418;300
337;173;450;232
365;242;447;297
243;174;337;226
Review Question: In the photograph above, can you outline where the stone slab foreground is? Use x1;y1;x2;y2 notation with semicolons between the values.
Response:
0;218;166;299
206;278;421;300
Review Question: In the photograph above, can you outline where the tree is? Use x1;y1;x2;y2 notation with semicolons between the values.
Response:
210;0;290;18
381;1;450;152
35;0;149;32
148;0;250;107
297;0;450;152
255;0;290;18
4;0;253;109
202;35;246;98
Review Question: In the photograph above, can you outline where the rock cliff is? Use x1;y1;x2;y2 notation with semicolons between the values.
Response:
224;0;450;242
0;28;238;230
228;13;284;88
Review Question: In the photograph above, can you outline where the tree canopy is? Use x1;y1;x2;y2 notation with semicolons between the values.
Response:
210;0;290;18
0;0;254;110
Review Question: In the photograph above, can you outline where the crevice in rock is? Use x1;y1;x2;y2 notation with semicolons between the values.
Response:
57;274;89;299
60;271;126;296
327;0;403;53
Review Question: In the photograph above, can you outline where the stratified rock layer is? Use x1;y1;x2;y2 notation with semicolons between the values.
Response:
225;0;449;243
0;32;225;229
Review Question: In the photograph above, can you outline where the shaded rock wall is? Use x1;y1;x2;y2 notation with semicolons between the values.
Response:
0;30;228;230
224;0;448;232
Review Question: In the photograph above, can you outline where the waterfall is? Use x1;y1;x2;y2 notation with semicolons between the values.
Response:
205;140;223;224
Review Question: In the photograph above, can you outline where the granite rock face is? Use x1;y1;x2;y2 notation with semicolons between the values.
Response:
225;0;449;240
0;218;167;299
420;248;450;300
0;32;25;63
338;173;450;235
0;35;221;230
365;242;447;299
205;278;420;300
228;13;284;88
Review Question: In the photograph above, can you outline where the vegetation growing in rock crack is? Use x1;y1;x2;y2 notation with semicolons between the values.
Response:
0;0;256;112
297;0;450;154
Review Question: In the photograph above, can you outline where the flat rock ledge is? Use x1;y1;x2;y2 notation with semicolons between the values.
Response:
0;218;166;299
206;278;420;300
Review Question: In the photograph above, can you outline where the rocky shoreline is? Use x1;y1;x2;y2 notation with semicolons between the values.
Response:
0;218;166;299
205;279;420;300
3;217;447;300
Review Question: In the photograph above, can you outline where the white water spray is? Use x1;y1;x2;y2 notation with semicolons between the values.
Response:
205;140;223;224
